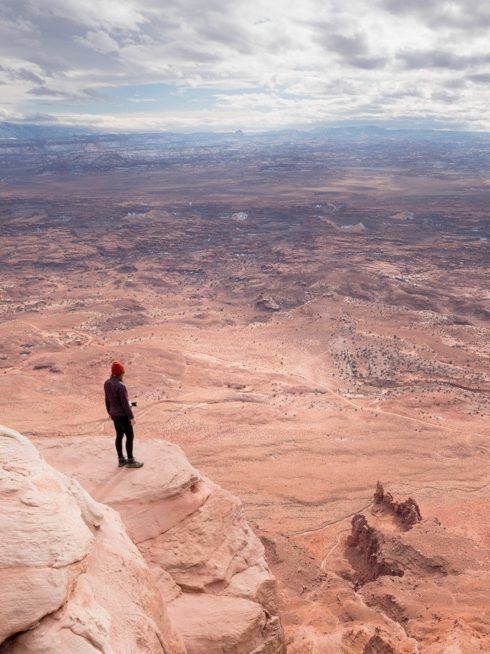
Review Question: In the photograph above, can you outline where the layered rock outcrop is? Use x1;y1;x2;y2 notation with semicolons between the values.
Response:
0;425;185;653
346;513;405;584
373;482;422;530
28;435;286;653
343;484;453;589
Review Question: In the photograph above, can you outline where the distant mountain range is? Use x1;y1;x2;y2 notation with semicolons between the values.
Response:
0;121;96;139
0;120;488;143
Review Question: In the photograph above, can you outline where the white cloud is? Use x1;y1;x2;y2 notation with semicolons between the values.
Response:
0;0;488;130
77;30;120;54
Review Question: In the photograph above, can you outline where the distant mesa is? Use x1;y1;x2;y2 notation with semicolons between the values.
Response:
340;222;367;232
391;211;415;221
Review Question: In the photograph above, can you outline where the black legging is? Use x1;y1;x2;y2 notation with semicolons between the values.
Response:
112;415;134;459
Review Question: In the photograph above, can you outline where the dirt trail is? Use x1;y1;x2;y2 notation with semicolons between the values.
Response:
290;501;374;537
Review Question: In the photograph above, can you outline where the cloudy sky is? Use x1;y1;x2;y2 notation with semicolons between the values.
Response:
0;0;489;131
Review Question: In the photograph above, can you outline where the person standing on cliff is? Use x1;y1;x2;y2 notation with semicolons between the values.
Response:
104;361;144;468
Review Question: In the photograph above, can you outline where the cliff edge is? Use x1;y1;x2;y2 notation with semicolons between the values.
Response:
0;427;285;654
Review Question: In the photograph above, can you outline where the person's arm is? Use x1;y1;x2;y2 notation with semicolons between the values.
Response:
119;383;135;420
104;383;111;415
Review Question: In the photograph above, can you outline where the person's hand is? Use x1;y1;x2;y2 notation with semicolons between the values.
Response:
131;419;136;426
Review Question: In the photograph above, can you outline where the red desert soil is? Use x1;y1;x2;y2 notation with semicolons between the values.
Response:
1;154;489;651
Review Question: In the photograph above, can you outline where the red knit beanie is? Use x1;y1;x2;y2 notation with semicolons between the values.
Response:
111;361;125;377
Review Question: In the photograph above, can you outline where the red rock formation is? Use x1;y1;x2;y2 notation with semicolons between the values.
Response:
347;514;404;584
347;505;451;591
373;482;422;530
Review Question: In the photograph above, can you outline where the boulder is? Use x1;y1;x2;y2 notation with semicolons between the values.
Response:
256;295;281;312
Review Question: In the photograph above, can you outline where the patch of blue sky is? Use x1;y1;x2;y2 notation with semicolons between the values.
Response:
21;83;269;116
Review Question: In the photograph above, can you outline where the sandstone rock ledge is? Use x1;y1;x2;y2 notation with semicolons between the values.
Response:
1;428;286;654
0;426;185;654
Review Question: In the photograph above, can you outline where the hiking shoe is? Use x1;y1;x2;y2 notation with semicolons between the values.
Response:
126;458;144;469
118;457;127;467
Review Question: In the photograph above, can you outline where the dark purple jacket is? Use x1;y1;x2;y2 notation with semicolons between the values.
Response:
104;376;134;419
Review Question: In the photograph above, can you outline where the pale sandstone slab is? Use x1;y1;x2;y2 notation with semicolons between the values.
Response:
139;483;278;613
37;436;286;653
168;593;283;654
0;428;96;644
0;426;186;654
37;437;211;542
39;437;278;606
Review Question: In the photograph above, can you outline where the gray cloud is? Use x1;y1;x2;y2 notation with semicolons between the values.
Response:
18;112;59;122
349;56;388;70
28;86;69;97
0;0;488;131
313;27;388;69
443;77;467;89
77;30;120;54
326;33;370;58
399;50;490;70
430;89;460;103
379;0;490;30
468;73;490;84
0;66;44;84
